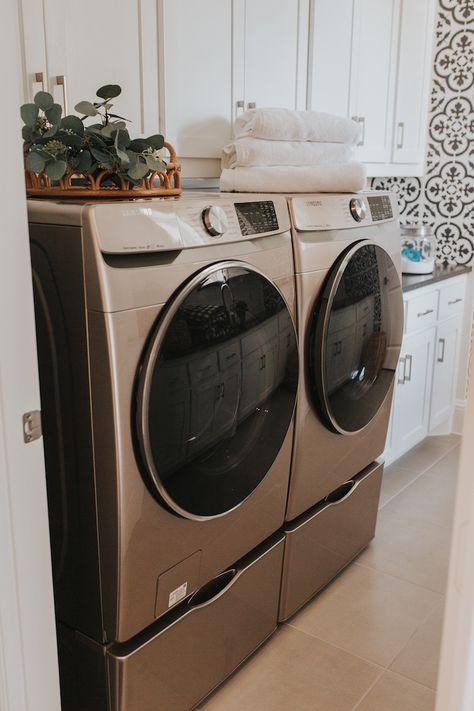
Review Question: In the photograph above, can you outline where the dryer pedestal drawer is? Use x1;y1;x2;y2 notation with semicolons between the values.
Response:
279;461;383;622
58;534;284;711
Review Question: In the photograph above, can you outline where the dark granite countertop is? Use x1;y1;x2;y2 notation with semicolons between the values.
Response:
402;264;472;292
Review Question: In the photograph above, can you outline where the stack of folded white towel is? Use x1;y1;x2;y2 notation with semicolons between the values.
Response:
219;108;366;193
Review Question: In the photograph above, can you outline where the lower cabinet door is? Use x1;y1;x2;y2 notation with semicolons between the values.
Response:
429;317;461;432
391;326;436;454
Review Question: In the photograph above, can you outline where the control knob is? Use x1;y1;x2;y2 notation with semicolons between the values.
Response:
201;205;228;237
349;198;367;222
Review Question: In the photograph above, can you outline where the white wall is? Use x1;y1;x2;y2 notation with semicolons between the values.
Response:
0;2;61;710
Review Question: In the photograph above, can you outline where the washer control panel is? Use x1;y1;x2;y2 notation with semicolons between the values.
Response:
235;200;279;235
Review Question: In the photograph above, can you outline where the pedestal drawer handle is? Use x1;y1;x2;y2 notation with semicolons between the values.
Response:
417;309;434;318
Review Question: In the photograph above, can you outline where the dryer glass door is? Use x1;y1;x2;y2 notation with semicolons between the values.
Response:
136;262;298;520
308;241;403;434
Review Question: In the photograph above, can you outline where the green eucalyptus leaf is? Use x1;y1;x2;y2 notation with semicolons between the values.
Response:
34;91;54;111
60;115;84;135
90;146;113;167
115;147;130;168
127;157;148;180
26;151;46;173
144;154;166;172
96;84;122;100
99;123;116;139
43;123;59;138
115;129;130;150
55;130;83;148
146;134;165;150
20;103;39;127
74;101;99;117
45;103;62;125
75;150;92;172
128;138;149;153
22;125;34;141
107;112;129;122
44;159;67;181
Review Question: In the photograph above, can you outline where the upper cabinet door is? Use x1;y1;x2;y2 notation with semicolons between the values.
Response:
20;0;48;102
350;0;400;163
392;0;434;165
243;0;309;111
160;0;236;159
42;0;159;136
309;0;353;116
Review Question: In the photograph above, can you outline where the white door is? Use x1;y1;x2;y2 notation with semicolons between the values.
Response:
243;0;309;111
159;0;236;159
309;0;353;116
430;318;461;432
41;0;159;135
350;0;399;163
392;0;434;165
391;327;436;455
0;2;61;709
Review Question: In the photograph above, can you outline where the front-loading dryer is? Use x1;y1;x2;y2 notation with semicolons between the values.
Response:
28;193;298;710
285;190;404;521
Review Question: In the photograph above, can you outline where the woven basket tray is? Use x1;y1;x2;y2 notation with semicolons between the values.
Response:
25;141;181;199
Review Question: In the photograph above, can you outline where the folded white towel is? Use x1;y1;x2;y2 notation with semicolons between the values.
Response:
219;163;367;194
234;108;362;144
221;138;355;169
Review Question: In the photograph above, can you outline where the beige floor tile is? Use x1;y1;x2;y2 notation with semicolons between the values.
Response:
390;602;444;690
287;564;442;667
358;507;451;593
354;670;436;711
384;450;458;530
379;464;422;508
199;626;382;711
394;435;459;474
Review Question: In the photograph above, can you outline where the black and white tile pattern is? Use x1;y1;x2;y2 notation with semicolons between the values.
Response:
370;0;474;266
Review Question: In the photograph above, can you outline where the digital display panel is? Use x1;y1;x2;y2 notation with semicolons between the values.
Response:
367;195;393;222
235;201;279;235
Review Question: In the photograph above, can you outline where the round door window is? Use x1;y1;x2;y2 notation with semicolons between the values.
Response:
308;241;403;434
136;261;298;520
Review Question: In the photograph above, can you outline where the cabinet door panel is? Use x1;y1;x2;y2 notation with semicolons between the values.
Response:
430;318;460;432
244;0;307;111
393;0;433;164
350;0;399;163
391;327;435;454
309;0;353;116
43;0;158;135
160;0;235;158
20;0;48;101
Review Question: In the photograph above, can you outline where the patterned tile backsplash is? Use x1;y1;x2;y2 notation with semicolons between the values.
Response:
370;0;474;266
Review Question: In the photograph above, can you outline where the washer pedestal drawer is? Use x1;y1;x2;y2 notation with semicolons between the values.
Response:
57;534;284;711
279;461;383;622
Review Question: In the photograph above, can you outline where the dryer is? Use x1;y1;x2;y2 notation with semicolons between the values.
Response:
279;191;404;621
28;193;298;711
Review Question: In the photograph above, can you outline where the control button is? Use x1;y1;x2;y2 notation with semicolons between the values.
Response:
349;198;367;222
201;206;229;237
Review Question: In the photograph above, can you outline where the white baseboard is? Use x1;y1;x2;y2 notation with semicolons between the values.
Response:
452;399;467;435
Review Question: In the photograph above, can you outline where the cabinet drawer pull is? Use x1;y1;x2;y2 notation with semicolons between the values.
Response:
417;309;434;318
397;356;406;384
351;115;365;146
235;100;244;119
247;101;256;110
448;298;463;305
438;338;446;363
56;75;68;114
33;71;45;95
396;121;405;149
404;354;413;382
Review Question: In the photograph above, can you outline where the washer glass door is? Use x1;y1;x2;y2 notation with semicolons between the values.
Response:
308;241;403;434
136;262;298;519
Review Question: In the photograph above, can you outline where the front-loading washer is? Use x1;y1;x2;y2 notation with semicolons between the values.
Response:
28;193;298;710
278;190;404;621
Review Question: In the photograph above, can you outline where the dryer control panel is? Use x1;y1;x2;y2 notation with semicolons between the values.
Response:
290;191;398;232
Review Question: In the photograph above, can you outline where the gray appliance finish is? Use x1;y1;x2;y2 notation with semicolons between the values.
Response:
28;193;298;710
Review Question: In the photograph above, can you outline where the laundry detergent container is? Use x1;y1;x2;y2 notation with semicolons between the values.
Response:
279;461;383;622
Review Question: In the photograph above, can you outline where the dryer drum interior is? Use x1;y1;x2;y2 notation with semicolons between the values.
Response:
136;261;298;520
308;241;403;435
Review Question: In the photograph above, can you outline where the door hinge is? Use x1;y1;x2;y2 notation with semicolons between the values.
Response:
22;410;42;444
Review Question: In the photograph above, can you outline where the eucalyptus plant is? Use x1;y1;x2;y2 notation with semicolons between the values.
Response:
21;84;166;184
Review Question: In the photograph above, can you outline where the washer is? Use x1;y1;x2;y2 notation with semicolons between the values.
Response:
286;190;404;521
28;193;298;710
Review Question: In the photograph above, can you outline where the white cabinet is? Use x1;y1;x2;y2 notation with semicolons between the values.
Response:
159;0;309;161
20;0;159;136
391;326;436;455
386;274;468;465
310;0;435;176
